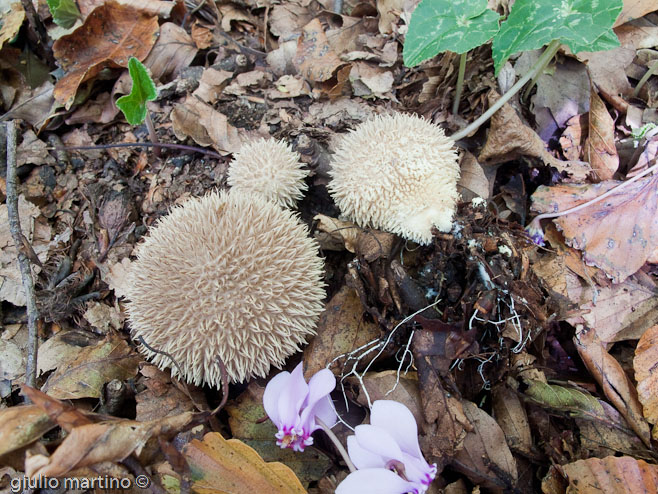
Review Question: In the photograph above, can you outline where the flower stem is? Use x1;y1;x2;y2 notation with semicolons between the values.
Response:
452;52;467;116
451;39;561;142
316;417;356;473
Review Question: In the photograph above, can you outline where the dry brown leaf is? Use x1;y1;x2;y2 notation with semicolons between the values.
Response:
633;325;658;432
294;18;345;83
453;401;518;491
183;432;307;494
26;412;197;477
78;0;175;18
268;2;313;39
560;113;588;161
457;151;492;201
5;80;56;130
531;173;658;283
135;365;199;421
585;87;619;180
555;456;658;494
191;21;214;50
491;384;532;455
304;285;381;376
479;91;592;181
615;0;658;26
171;96;244;154
313;214;359;252
52;2;158;108
22;385;93;432
0;405;54;457
143;22;197;81
377;0;405;34
412;329;470;465
349;62;394;99
353;371;424;423
0;2;25;51
574;326;651;446
41;333;141;399
192;67;233;104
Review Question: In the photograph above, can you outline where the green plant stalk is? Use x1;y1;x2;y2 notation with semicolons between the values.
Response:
521;50;554;102
144;111;161;158
452;52;467;116
633;61;658;98
451;39;561;141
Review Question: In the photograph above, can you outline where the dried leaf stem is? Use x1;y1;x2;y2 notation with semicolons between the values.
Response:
5;120;39;391
316;417;356;473
451;39;561;142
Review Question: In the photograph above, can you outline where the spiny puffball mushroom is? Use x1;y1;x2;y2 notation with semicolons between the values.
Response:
124;189;325;387
227;138;309;208
328;113;460;244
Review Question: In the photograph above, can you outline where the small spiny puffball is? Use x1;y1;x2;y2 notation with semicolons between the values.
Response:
124;190;325;387
227;138;309;208
328;113;460;244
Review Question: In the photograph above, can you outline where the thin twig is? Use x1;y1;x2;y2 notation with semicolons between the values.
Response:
5;121;39;392
316;417;356;473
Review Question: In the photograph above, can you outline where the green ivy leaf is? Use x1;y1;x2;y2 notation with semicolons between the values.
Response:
116;57;157;126
403;0;500;67
46;0;81;29
492;0;623;75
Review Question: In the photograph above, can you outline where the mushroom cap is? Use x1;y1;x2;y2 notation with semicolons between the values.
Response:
227;138;309;208
124;190;325;387
328;113;460;244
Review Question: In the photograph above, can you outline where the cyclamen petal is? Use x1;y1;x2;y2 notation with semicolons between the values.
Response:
335;469;420;494
263;363;337;452
343;400;437;493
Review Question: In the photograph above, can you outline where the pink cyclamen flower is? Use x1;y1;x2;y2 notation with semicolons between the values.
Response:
336;400;437;494
263;362;337;452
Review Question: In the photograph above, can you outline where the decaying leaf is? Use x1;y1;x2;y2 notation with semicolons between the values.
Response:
184;432;307;494
491;384;532;455
478;91;592;181
22;385;93;431
26;412;197;477
633;325;658;435
0;2;24;51
42;333;141;399
453;401;518;490
574;326;651;446
143;22;197;81
531;173;658;283
585;87;619;180
52;2;159;108
294;18;344;82
544;456;658;494
304;285;381;376
0;405;54;457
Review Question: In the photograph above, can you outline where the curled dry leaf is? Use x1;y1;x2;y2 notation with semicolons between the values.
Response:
142;22;197;81
294;18;344;82
26;412;197;477
0;405;54;457
633;325;658;433
41;333;141;400
52;1;159;108
22;385;92;432
303;285;381;376
585;87;619;180
478;91;592;182
574;326;651;446
491;384;532;455
453;401;518;491
353;370;424;425
183;432;306;494
546;456;658;494
531;172;658;283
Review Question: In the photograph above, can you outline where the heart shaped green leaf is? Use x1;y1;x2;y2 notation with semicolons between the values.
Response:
46;0;81;29
404;0;501;67
492;0;623;75
116;57;157;126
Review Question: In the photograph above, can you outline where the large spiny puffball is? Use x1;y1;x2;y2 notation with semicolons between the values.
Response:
328;113;460;244
227;138;309;208
124;190;325;387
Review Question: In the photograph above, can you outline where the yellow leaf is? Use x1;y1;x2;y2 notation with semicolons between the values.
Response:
184;432;306;494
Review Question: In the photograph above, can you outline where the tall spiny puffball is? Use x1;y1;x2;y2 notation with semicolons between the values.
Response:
227;138;309;208
328;113;460;244
124;190;325;387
